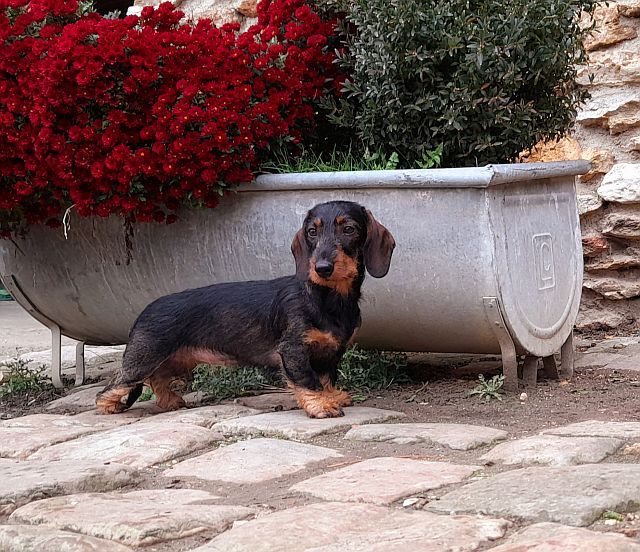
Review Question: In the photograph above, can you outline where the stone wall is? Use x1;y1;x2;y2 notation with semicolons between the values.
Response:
529;1;640;332
130;0;640;333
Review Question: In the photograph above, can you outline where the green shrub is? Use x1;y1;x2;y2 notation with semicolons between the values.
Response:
138;387;155;402
322;0;596;167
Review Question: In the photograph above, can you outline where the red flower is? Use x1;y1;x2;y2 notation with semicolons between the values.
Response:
0;0;342;235
14;181;34;196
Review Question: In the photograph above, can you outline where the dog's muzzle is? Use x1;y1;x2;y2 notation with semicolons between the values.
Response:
314;260;334;278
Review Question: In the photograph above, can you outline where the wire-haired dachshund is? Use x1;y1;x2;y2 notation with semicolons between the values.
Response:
96;200;395;418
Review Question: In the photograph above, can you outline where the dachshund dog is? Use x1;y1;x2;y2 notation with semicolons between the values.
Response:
96;200;395;418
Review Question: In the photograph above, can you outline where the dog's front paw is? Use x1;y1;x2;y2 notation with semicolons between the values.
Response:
290;385;346;418
318;377;352;409
305;401;345;419
329;388;352;408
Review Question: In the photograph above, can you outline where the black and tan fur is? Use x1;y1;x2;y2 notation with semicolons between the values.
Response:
96;201;395;418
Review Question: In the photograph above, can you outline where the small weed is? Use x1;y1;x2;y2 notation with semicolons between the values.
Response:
602;511;625;522
337;346;409;395
191;365;284;400
0;360;52;398
138;387;155;402
469;374;505;401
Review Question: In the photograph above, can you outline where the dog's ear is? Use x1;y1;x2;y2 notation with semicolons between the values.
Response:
291;227;310;280
364;210;396;278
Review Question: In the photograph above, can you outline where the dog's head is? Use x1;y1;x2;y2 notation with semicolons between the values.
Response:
291;201;396;294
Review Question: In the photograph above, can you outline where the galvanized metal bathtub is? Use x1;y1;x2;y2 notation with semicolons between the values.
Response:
0;160;589;390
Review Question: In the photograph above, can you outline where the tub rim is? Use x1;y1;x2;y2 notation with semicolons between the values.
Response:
246;160;591;192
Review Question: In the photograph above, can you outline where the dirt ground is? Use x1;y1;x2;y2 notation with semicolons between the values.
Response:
0;387;63;420
369;365;640;436
0;375;98;420
3;351;640;430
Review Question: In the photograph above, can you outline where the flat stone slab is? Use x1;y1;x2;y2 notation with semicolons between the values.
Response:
196;502;509;551
0;458;138;515
165;437;341;484
0;413;135;459
234;392;299;411
574;347;640;372
575;351;626;369
214;407;404;440
151;404;262;428
45;384;104;412
431;464;640;526
543;420;640;440
583;337;640;353
480;435;624;466
0;525;133;552
291;457;479;505
600;354;640;372
345;423;508;450
69;409;147;426
488;522;640;551
10;489;256;547
29;420;220;467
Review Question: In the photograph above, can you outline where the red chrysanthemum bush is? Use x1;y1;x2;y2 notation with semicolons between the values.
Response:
0;0;339;235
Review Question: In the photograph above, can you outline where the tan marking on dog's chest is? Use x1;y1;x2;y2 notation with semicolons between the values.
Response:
303;329;341;350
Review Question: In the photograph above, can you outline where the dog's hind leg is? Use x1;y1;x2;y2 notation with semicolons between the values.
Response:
96;336;171;414
147;352;198;411
148;373;186;411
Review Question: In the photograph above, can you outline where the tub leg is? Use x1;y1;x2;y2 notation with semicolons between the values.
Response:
75;341;86;387
542;355;560;380
51;324;63;389
483;297;518;392
3;275;66;389
561;331;575;380
522;356;539;388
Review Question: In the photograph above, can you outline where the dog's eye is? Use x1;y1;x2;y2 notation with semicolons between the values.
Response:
343;225;355;235
307;228;317;237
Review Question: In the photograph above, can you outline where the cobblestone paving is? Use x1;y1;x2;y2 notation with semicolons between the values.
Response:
3;373;640;549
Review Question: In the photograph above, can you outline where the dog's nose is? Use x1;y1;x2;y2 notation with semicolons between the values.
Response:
315;260;334;278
